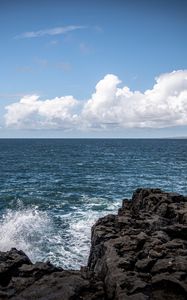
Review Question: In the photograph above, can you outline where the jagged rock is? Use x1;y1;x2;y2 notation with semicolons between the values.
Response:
0;250;105;299
0;188;187;299
88;188;187;299
0;248;32;287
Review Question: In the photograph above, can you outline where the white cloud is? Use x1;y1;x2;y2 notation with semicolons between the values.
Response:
83;70;187;129
15;25;85;39
5;95;79;129
4;70;187;130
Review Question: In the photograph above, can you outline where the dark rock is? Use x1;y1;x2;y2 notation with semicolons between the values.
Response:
88;188;187;299
0;248;31;287
135;258;156;272
0;188;187;299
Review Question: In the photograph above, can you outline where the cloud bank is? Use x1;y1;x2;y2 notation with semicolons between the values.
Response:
5;70;187;131
15;25;85;39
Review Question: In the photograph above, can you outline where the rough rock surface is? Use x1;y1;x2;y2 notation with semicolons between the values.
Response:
88;188;187;299
0;248;105;300
0;188;187;299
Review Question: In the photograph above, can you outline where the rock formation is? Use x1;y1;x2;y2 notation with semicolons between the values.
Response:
0;188;187;299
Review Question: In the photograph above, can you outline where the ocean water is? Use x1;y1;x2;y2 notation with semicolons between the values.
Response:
0;138;186;269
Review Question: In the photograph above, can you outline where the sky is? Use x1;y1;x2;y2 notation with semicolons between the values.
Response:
0;0;187;138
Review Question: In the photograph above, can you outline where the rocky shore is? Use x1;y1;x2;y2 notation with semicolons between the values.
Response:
0;188;187;299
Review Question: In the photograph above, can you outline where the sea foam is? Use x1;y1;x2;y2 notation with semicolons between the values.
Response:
0;197;121;269
0;207;51;262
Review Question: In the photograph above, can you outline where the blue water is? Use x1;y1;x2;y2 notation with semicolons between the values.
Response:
0;139;186;268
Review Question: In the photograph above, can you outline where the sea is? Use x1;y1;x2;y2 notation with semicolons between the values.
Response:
0;138;186;269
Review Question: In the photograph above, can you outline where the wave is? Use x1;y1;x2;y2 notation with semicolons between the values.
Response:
0;197;121;269
0;207;51;262
47;197;121;269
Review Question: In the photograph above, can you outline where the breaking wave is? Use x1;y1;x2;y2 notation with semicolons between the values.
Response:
0;197;121;269
0;207;51;262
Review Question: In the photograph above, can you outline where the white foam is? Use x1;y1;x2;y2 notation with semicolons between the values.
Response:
53;197;122;269
0;207;51;262
0;197;121;269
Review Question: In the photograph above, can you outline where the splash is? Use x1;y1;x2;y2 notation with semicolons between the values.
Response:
46;197;121;269
0;207;51;262
0;197;121;269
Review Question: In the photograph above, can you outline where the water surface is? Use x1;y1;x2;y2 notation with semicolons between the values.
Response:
0;139;186;268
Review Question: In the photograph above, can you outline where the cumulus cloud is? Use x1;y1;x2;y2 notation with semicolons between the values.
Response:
4;70;187;130
83;71;187;128
5;95;79;129
15;25;85;39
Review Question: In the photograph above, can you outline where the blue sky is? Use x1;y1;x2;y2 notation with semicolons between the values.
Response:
0;0;187;138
